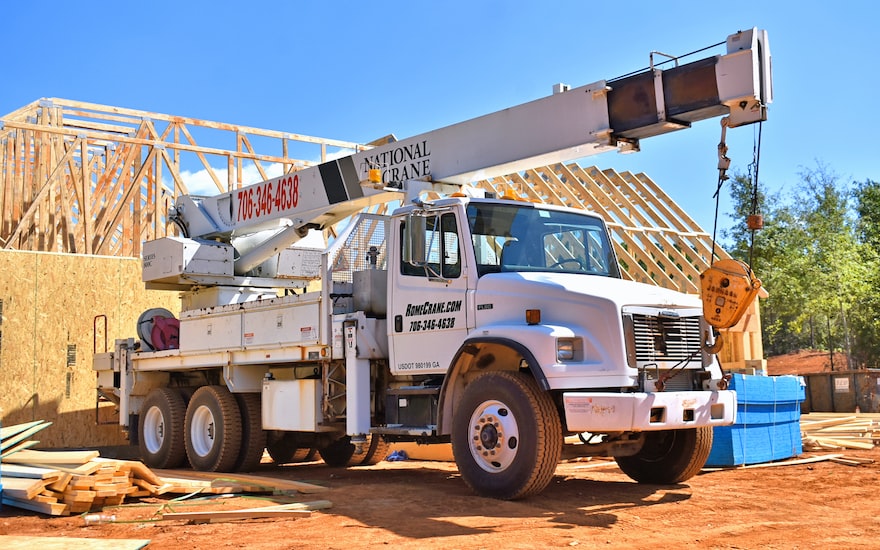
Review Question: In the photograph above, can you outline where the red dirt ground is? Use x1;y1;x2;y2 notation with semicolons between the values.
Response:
2;350;874;549
2;448;878;549
766;349;852;375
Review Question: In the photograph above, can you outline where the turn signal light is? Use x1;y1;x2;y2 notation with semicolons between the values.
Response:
525;309;541;325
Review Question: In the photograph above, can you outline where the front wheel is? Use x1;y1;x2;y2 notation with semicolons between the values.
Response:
451;371;562;500
614;427;713;484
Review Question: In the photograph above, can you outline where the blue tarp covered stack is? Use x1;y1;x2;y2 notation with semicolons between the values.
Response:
707;374;806;467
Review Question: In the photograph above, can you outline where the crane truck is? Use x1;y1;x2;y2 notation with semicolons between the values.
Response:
94;28;772;499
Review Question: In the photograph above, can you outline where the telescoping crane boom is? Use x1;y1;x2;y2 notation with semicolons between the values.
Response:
103;28;772;501
158;28;771;283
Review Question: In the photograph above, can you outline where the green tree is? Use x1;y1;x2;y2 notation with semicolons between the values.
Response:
723;165;872;366
850;179;880;367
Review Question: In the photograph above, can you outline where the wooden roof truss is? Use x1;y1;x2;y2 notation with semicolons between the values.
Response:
0;98;364;256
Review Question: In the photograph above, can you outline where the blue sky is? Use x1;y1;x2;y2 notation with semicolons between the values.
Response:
3;1;877;236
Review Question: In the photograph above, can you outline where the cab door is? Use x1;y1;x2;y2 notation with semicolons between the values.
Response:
388;210;469;376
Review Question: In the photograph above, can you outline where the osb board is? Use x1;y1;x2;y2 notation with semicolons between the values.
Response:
0;249;178;448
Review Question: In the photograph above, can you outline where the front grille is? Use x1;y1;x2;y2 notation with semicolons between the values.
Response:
631;314;701;362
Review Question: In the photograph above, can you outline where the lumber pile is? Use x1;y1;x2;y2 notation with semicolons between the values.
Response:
1;420;169;516
801;412;880;451
1;420;329;516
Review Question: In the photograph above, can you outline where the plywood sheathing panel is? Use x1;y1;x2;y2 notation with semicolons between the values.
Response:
0;249;178;448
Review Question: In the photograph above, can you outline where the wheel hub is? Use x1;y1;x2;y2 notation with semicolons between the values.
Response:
190;405;217;458
479;423;499;449
468;400;520;473
143;407;165;454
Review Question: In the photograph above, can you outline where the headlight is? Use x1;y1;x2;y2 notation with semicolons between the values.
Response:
557;338;576;361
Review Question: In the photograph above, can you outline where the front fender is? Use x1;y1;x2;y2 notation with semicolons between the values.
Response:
437;325;564;434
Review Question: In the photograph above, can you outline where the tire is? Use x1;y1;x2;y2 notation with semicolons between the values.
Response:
138;388;187;469
451;371;562;500
234;393;266;472
358;435;390;466
266;431;299;464
614;427;713;484
318;436;357;467
266;432;318;464
290;447;318;462
185;385;243;472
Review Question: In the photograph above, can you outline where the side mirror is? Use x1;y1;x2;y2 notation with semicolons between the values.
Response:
403;213;428;266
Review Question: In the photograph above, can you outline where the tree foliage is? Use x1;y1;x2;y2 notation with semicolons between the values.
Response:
722;165;880;368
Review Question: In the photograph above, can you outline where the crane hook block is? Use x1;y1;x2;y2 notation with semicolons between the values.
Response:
699;259;762;329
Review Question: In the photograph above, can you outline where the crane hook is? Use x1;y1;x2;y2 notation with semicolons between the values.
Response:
702;329;723;354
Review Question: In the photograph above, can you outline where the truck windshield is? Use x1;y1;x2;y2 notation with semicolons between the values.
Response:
466;202;621;278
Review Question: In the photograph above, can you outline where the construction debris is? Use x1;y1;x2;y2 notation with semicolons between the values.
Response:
159;499;332;523
800;412;880;451
0;430;169;516
0;420;328;517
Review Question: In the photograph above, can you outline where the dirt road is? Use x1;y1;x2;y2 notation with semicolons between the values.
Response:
2;449;878;549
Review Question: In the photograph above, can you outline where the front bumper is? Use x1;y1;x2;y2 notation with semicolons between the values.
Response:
562;390;736;432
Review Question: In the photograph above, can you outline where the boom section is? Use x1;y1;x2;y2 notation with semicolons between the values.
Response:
176;28;770;240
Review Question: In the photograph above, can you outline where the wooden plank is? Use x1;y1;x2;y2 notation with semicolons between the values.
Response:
161;508;312;523
153;469;329;494
703;454;844;472
0;463;63;480
0;422;52;452
46;472;73;493
153;476;268;494
0;421;45;441
0;536;149;550
805;437;875;450
829;457;873;467
2;476;55;500
800;416;858;430
94;457;163;486
3;460;101;478
160;499;332;523
236;499;333;512
1;495;70;516
2;449;99;465
32;494;60;504
62;489;97;503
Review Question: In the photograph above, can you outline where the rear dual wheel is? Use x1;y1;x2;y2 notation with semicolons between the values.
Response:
139;388;187;469
185;385;243;472
234;393;266;472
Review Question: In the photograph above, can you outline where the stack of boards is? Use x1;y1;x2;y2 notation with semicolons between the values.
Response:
800;412;880;451
1;420;169;516
0;420;328;517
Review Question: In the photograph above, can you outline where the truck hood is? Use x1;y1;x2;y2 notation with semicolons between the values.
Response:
476;272;701;311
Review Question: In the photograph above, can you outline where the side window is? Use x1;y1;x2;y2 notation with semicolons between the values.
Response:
400;213;461;278
440;214;461;278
